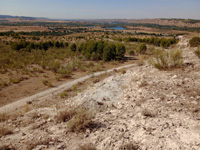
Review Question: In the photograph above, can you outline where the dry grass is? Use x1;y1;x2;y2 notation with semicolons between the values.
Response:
120;68;126;74
25;137;51;150
0;126;13;137
67;106;94;133
142;109;156;118
0;113;8;122
56;108;76;122
79;143;97;150
0;145;16;150
119;142;139;150
195;47;200;58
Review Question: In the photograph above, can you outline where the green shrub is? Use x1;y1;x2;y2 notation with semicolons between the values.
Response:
70;43;77;52
139;44;147;54
129;50;135;55
150;49;183;70
42;80;53;87
60;91;68;98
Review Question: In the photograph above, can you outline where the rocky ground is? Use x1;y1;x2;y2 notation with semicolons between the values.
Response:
0;38;200;150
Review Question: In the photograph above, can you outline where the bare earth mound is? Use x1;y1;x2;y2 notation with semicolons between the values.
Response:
0;38;200;150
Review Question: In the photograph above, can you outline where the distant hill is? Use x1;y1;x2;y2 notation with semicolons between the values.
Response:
0;15;49;20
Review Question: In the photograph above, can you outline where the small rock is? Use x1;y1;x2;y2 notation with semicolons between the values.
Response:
22;132;26;136
57;143;66;149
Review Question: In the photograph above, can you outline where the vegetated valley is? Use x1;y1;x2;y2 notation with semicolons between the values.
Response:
0;17;200;150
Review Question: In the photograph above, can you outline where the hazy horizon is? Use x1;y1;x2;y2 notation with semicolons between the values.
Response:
0;0;200;20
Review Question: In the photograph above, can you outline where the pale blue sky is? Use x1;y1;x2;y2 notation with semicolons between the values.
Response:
0;0;199;19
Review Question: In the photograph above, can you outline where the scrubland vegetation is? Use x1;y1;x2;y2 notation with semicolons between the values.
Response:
150;49;183;70
189;37;200;47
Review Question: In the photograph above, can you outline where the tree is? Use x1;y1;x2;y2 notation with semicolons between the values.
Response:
70;43;77;52
116;43;126;59
139;44;147;54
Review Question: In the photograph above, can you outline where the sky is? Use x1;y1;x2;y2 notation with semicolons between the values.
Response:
0;0;200;19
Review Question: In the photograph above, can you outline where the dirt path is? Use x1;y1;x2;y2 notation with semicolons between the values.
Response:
0;63;136;114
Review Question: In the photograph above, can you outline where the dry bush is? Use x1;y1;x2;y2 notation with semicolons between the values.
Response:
150;49;183;70
195;47;200;58
0;126;13;137
67;107;94;133
25;137;51;150
0;145;16;150
120;68;126;74
79;143;97;150
57;108;76;122
142;109;156;118
0;113;8;122
119;142;139;150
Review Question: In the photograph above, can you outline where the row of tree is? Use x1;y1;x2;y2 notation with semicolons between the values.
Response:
76;41;126;61
124;37;178;48
10;40;69;51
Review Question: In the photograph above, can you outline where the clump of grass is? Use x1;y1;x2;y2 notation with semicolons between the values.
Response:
0;145;16;150
0;80;7;88
0;113;8;122
25;137;50;150
67;107;94;133
120;68;126;74
150;49;183;70
195;47;200;58
72;85;78;92
0;126;13;137
24;104;30;113
42;80;53;87
142;109;156;118
9;77;22;84
58;67;72;78
79;143;97;150
60;91;68;98
57;108;76;122
119;143;139;150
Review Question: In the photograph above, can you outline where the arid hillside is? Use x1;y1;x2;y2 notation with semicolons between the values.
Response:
0;37;200;150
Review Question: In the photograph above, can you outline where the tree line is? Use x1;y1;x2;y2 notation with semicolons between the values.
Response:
78;41;126;61
10;40;69;51
124;37;178;48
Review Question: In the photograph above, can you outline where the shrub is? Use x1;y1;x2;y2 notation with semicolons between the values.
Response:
189;37;200;47
150;49;183;70
79;143;97;150
195;47;200;58
67;107;94;132
119;143;139;150
0;126;13;137
42;80;53;87
129;50;135;56
0;113;8;122
60;91;68;98
70;43;77;52
58;67;72;78
139;44;147;54
57;108;76;122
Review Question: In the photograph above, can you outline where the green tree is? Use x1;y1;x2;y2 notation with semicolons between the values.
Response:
139;44;147;54
70;43;77;52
